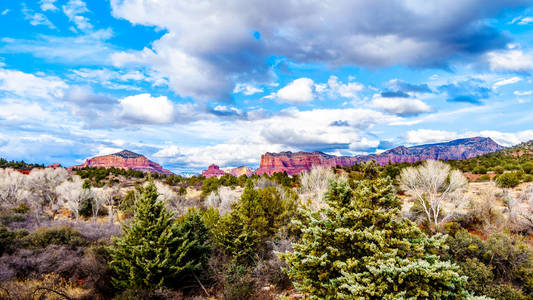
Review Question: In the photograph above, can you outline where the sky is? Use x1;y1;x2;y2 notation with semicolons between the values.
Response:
0;0;533;174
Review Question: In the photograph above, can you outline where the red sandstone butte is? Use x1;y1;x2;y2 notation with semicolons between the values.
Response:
201;164;227;178
255;137;504;176
73;150;173;175
255;151;358;176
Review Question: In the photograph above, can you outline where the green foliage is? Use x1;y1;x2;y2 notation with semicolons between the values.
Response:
473;166;488;174
21;226;87;249
108;180;206;291
76;166;145;186
13;203;30;214
443;230;533;298
496;172;521;188
119;186;142;217
0;225;15;255
282;162;471;299
494;166;505;174
215;179;296;265
0;158;43;170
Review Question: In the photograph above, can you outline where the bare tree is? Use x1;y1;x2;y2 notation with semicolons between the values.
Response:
0;168;29;209
399;160;468;232
205;186;243;214
154;181;189;216
26;168;68;220
299;165;338;210
57;176;93;221
94;186;119;224
507;184;533;232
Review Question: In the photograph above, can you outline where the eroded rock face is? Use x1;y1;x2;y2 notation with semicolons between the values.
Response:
229;166;253;177
255;151;358;176
255;137;504;175
73;150;173;175
201;164;227;178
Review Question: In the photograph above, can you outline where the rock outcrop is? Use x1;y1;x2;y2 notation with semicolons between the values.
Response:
73;150;173;175
255;151;358;176
201;164;227;178
255;137;504;175
228;166;253;177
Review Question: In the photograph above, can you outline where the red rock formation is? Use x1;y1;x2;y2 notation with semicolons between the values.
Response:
201;164;227;178
73;150;173;175
255;151;358;176
229;166;253;177
255;137;504;175
47;163;62;168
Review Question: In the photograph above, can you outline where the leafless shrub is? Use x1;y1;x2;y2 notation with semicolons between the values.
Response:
467;183;504;234
399;160;468;232
298;165;338;211
93;186;119;224
57;176;94;222
0;168;29;210
205;186;243;215
26;168;69;220
506;184;533;233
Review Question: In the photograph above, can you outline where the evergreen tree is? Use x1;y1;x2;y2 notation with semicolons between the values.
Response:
215;179;267;264
282;163;478;299
108;180;202;291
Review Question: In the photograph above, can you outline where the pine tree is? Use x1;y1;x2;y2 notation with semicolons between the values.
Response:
282;162;477;299
108;180;201;291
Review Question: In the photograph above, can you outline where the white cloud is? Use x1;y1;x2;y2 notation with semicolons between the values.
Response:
518;17;533;25
276;78;315;104
40;0;58;11
119;94;176;124
370;95;432;116
109;0;514;102
1;9;9;15
0;68;68;99
62;0;92;31
405;129;460;144
22;6;55;29
487;49;533;72
493;76;522;89
514;90;533;96
315;76;364;101
233;83;263;95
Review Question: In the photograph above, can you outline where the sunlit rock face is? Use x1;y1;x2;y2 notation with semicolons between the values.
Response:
201;164;227;178
255;137;504;176
74;150;173;175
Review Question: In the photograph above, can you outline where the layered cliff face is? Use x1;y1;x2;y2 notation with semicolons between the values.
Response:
201;164;227;178
255;137;504;175
74;150;173;175
255;151;358;176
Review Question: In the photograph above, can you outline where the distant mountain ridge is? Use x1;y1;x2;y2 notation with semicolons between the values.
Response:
255;137;504;175
72;150;173;175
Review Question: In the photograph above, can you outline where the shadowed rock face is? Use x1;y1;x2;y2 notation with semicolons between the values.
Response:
73;150;173;175
255;137;504;176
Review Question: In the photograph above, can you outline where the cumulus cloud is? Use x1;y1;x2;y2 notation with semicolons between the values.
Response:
487;49;533;72
370;95;432;116
0;68;67;99
119;94;176;124
109;0;520;101
315;76;364;101
276;78;315;104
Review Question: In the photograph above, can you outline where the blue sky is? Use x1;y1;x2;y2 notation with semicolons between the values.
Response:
0;0;533;174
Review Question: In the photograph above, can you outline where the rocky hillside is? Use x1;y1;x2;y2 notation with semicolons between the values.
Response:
72;150;173;175
255;137;504;175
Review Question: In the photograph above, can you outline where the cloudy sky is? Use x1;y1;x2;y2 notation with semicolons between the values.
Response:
1;0;533;174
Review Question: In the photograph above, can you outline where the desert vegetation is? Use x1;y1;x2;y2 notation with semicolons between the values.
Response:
1;145;533;299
